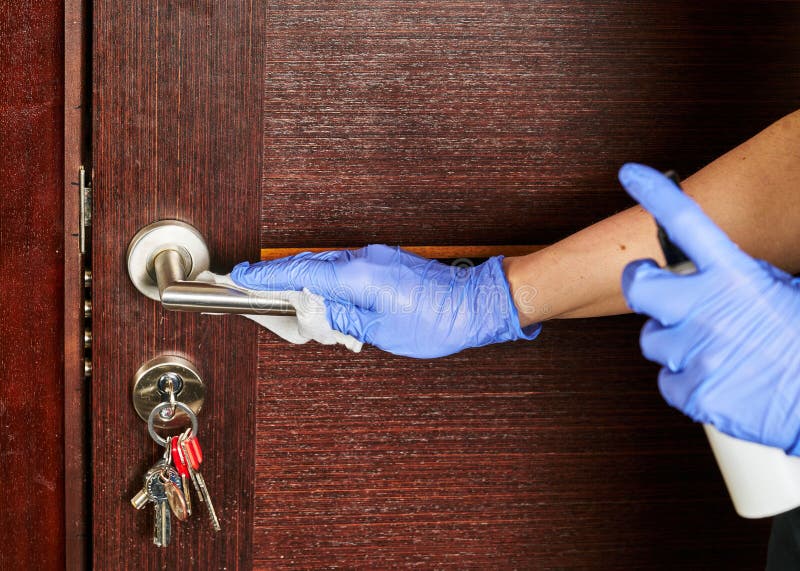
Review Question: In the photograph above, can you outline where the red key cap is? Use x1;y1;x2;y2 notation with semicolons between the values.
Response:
184;433;203;468
171;436;190;478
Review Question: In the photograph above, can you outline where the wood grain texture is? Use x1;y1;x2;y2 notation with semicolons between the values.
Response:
92;0;265;567
260;0;800;249
0;0;66;569
255;319;771;568
255;1;798;567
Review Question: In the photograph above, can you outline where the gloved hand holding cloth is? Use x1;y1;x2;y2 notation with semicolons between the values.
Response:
231;246;540;358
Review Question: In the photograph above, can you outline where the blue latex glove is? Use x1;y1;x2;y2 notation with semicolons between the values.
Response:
619;163;800;454
231;245;540;358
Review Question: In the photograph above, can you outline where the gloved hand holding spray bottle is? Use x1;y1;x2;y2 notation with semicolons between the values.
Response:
619;163;800;518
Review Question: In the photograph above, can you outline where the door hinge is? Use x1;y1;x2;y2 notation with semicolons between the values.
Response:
79;165;92;255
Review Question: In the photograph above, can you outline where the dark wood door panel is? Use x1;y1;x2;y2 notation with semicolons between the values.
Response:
253;1;792;567
92;0;265;567
261;0;800;248
92;0;796;568
254;318;770;568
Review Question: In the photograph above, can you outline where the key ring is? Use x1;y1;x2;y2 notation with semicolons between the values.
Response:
148;401;199;447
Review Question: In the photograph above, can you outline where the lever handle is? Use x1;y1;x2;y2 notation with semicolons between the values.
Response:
127;220;296;315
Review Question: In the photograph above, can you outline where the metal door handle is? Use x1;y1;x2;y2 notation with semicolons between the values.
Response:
127;220;296;315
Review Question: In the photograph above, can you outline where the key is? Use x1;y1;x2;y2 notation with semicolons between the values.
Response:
161;466;189;522
184;432;202;464
178;430;220;531
170;436;192;517
158;436;189;522
179;429;221;531
130;465;171;547
156;437;188;520
179;429;202;474
147;470;172;547
130;461;166;510
179;434;203;501
130;451;178;546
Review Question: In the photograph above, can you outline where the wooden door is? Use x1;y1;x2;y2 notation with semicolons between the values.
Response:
0;1;66;568
93;1;800;568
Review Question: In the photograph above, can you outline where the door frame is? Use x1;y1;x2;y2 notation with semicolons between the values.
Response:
64;0;92;567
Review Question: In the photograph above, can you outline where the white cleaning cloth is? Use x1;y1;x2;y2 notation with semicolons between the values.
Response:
196;271;363;353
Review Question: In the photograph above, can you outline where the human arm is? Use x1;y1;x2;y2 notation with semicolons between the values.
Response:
231;109;800;360
230;110;800;450
503;108;800;326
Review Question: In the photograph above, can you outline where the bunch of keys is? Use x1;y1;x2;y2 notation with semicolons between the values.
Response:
131;401;221;547
172;426;221;532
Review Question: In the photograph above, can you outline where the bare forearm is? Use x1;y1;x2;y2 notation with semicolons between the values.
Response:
505;109;800;326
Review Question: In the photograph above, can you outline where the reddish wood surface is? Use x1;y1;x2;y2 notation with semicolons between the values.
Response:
261;1;800;248
0;0;66;569
255;320;771;568
92;0;265;567
254;1;797;567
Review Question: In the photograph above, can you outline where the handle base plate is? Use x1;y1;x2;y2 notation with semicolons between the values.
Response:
127;220;210;301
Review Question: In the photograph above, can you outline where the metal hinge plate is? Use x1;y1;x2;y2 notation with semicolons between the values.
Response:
79;166;92;254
